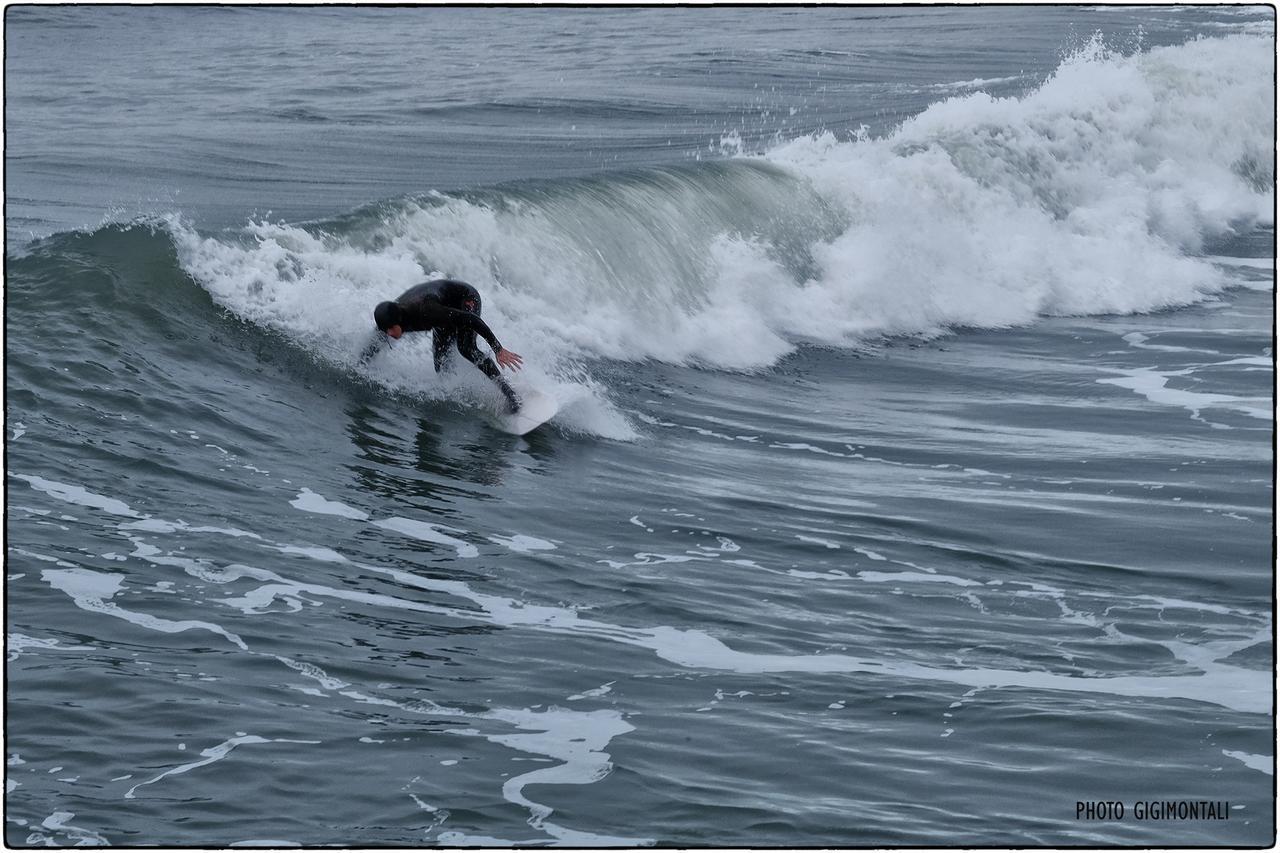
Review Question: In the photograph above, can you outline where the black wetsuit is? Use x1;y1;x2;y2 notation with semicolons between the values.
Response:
362;279;521;412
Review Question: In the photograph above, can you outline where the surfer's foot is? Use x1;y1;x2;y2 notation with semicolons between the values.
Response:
492;376;521;414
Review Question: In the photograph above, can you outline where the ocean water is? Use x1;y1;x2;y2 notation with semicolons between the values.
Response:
4;5;1275;847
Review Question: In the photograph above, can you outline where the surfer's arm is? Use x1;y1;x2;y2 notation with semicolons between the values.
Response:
358;330;390;364
445;308;503;353
456;311;523;370
439;307;523;371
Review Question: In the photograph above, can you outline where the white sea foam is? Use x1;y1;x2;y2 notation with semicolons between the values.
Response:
7;633;93;662
118;518;261;538
42;568;248;650
488;534;558;553
638;626;1269;714
795;534;840;549
857;570;982;587
289;487;369;520
1222;750;1274;775
10;548;78;569
1098;363;1273;422
372;516;479;558
271;544;349;563
229;841;302;848
567;682;615;701
333;685;649;845
763;34;1272;344
125;734;319;799
26;811;107;847
1121;331;1214;354
436;832;531;846
788;569;852;580
485;706;652;847
597;552;697;570
11;474;140;518
925;74;1028;93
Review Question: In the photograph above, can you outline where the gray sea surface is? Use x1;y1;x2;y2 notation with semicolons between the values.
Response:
5;5;1275;847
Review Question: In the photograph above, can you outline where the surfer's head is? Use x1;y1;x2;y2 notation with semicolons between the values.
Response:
374;301;403;339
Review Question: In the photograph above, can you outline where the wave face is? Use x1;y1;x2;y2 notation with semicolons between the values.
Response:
162;33;1273;387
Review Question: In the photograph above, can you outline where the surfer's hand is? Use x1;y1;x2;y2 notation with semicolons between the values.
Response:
496;348;523;371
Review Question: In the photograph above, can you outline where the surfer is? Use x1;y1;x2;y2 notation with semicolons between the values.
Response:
361;279;524;412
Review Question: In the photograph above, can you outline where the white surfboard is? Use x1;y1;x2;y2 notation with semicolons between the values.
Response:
491;389;558;436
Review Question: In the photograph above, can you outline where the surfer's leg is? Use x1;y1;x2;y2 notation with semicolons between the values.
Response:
432;329;455;373
458;331;521;413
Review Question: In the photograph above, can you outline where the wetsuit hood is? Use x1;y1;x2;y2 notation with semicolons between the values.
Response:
374;301;402;332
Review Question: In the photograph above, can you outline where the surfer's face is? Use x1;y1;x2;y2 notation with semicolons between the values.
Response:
386;325;403;339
